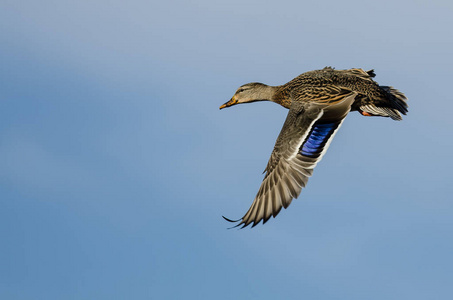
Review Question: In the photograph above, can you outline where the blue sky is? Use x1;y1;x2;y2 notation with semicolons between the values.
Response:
1;0;452;299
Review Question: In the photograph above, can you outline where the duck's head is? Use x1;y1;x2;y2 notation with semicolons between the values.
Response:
219;83;272;109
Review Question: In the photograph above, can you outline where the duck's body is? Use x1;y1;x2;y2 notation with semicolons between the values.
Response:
221;67;407;119
220;67;408;228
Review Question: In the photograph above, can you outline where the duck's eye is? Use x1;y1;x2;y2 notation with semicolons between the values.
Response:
237;88;245;93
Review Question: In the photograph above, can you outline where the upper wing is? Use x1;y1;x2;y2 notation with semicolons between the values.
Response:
225;92;355;228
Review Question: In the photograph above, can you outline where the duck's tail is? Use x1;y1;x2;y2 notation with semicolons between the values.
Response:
359;86;408;121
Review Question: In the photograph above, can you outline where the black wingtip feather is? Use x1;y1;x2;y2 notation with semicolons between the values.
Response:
222;216;246;229
222;215;240;223
251;221;261;228
366;69;376;77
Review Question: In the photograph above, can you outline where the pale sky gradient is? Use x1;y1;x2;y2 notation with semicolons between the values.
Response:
1;0;453;299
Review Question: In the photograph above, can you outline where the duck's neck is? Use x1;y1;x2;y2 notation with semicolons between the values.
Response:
246;84;291;108
271;85;292;109
250;84;277;101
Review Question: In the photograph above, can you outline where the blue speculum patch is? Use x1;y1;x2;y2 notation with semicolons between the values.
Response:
300;122;338;158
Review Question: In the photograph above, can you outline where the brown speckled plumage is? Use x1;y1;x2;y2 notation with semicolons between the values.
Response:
219;67;408;228
272;86;292;108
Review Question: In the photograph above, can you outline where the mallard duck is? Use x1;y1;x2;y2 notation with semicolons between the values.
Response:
220;67;408;228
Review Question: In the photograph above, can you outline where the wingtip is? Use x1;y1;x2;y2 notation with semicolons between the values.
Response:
251;221;260;228
222;215;240;223
366;69;376;77
222;216;245;229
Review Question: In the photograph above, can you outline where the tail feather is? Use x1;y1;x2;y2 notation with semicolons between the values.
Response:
381;86;408;115
360;104;403;120
360;86;408;121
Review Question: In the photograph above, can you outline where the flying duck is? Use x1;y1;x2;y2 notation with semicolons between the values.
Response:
220;67;408;228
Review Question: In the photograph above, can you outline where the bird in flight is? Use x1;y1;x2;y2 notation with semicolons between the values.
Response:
220;67;408;228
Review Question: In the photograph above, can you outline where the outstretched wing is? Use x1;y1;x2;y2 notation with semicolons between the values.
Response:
225;93;354;228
